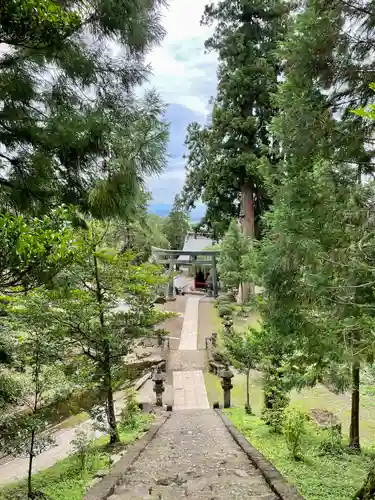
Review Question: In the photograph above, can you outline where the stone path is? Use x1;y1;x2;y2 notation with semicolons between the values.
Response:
178;296;200;350
171;296;209;411
109;293;277;499
109;410;277;499
173;371;209;410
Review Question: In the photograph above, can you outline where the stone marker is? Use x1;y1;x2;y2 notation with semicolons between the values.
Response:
152;367;165;407
221;364;234;409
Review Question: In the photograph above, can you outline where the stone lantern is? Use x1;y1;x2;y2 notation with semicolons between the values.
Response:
152;366;165;407
221;364;234;409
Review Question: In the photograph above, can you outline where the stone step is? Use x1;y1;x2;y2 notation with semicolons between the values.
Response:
108;410;278;500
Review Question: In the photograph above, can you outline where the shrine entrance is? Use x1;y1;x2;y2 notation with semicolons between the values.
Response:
151;247;220;300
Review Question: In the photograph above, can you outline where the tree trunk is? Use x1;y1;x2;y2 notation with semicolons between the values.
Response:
93;249;119;445
353;466;375;499
245;368;252;414
27;428;35;498
349;359;360;451
104;347;119;445
239;183;255;303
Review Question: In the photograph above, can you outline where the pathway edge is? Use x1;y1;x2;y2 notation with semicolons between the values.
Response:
83;414;170;500
215;409;305;500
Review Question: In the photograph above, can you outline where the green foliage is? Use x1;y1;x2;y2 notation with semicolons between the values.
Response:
0;0;81;48
218;304;233;318
0;207;75;291
71;430;95;472
119;390;141;431
318;427;343;457
47;221;170;443
0;0;168;216
0;414;151;500
0;295;72;497
283;407;306;460
251;0;375;453
353;466;375;500
227;408;374;500
224;328;258;413
218;219;250;300
163;196;190;250
105;194;170;263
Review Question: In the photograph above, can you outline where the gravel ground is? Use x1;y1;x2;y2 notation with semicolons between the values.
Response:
109;409;277;500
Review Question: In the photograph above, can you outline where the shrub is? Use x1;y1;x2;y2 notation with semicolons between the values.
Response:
119;390;140;431
215;295;231;307
225;290;236;301
71;430;93;471
283;406;306;460
218;305;233;318
318;426;343;456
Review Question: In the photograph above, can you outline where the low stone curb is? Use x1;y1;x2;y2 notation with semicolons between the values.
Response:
83;414;170;500
216;410;305;500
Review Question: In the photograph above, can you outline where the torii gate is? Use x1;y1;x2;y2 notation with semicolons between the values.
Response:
151;247;220;300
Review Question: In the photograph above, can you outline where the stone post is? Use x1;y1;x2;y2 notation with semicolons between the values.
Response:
221;364;234;409
211;255;218;298
167;260;175;301
152;367;165;407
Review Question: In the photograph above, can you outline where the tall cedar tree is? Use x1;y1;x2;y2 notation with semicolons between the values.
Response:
256;0;375;451
0;0;168;217
182;0;290;239
163;196;190;250
218;219;249;303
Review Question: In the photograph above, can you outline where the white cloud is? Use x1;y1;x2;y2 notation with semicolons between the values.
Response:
145;0;217;116
146;0;218;210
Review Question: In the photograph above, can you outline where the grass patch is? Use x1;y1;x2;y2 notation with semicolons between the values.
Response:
0;414;153;500
204;370;264;411
205;370;375;446
226;408;373;500
55;411;90;430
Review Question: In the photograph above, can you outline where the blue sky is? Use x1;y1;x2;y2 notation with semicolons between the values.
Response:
145;0;218;217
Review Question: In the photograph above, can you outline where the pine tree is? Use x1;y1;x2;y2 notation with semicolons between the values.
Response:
255;0;375;451
163;196;190;250
0;0;168;217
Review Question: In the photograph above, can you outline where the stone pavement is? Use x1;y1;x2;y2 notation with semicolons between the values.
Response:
108;410;277;500
173;371;209;410
110;293;277;499
171;295;209;410
178;296;200;350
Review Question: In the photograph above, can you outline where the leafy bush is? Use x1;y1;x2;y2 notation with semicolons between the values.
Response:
225;290;236;301
119;390;140;431
215;295;231;307
218;304;233;317
283;406;306;460
71;430;96;471
318;426;343;456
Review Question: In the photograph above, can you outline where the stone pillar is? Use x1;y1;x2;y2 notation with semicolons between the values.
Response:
211;255;218;298
167;260;175;301
221;364;234;409
152;367;165;407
